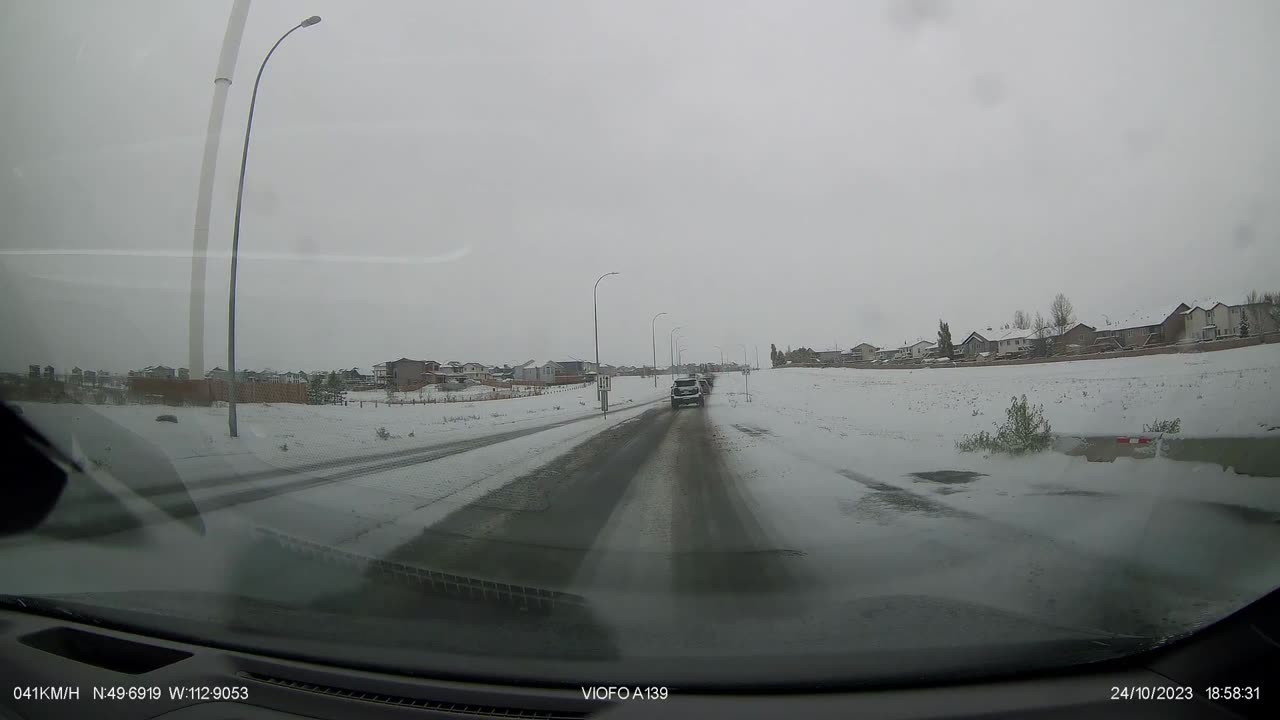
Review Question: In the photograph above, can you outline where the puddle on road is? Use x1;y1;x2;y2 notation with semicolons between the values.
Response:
1034;489;1109;498
909;470;986;484
836;469;974;523
1202;501;1280;525
731;424;774;438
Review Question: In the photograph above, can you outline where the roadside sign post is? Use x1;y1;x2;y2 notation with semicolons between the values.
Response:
598;374;611;416
743;366;751;402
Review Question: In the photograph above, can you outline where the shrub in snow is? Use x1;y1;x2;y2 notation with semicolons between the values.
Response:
1143;418;1181;434
956;395;1052;455
279;443;288;452
375;426;391;440
155;414;178;423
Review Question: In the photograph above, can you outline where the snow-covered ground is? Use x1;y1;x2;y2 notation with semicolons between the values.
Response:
17;376;667;478
3;349;1278;655
345;381;581;403
757;344;1280;438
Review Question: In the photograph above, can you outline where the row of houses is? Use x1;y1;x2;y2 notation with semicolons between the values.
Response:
371;358;626;389
373;359;496;388
27;365;117;385
829;298;1279;364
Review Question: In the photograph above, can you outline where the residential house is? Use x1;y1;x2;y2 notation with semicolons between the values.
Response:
956;331;993;358
1180;300;1278;341
1052;323;1098;354
178;368;190;381
206;367;230;381
42;365;55;379
513;360;561;383
461;362;490;381
848;343;878;362
376;358;430;388
990;329;1033;356
816;349;844;364
556;360;597;378
874;348;898;362
904;340;935;359
70;367;83;384
1239;301;1280;336
1096;304;1188;348
139;365;176;379
28;365;40;379
282;371;308;384
83;370;97;385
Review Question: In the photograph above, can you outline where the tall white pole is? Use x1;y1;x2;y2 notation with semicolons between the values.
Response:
189;0;251;380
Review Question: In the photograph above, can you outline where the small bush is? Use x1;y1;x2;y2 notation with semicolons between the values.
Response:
408;431;415;437
375;426;391;440
957;395;1052;455
553;405;561;410
279;443;289;452
1143;418;1181;434
155;414;178;423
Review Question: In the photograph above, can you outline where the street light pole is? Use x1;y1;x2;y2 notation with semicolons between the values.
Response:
189;0;250;382
651;312;667;388
738;343;750;401
227;14;322;438
713;345;723;367
592;271;619;403
669;325;684;377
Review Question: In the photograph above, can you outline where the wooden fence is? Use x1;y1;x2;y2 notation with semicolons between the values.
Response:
126;378;307;405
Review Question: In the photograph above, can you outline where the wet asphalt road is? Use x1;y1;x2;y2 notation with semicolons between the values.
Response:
11;387;1280;664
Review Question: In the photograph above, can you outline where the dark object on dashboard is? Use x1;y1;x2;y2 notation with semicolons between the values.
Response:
0;402;72;536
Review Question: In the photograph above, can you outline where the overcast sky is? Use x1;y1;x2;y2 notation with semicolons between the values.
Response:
2;0;1279;373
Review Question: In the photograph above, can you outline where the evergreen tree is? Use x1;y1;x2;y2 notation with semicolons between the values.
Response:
770;343;779;367
1239;313;1250;338
937;320;955;358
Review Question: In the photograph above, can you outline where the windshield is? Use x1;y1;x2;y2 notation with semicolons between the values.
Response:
2;0;1279;689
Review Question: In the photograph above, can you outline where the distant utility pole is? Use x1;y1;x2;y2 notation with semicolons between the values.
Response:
189;0;251;380
651;312;667;388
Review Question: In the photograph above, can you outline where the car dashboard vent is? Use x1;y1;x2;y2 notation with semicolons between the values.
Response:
241;672;592;719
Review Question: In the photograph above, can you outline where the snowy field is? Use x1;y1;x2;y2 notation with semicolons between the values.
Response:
757;344;1280;438
16;375;669;478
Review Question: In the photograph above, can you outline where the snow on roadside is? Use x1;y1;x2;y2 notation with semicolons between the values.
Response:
16;376;668;477
747;344;1280;438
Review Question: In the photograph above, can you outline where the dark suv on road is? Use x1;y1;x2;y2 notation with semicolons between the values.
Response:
671;377;704;409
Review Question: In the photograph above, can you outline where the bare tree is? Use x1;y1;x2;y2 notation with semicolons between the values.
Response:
1012;310;1031;330
1049;293;1075;337
1032;311;1048;339
1246;289;1280;331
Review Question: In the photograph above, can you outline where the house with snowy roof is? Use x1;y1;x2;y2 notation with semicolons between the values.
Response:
1095;303;1189;348
1180;298;1279;341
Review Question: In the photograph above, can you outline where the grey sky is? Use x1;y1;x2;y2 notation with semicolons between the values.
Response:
2;0;1279;372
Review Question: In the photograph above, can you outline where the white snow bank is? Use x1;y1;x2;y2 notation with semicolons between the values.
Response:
740;344;1280;438
16;376;668;477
